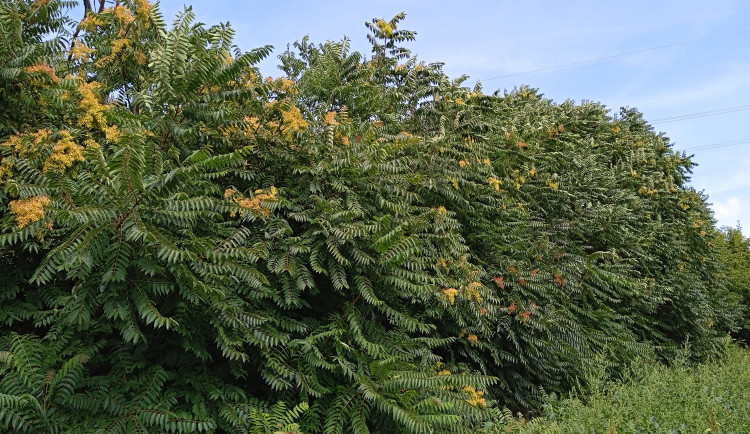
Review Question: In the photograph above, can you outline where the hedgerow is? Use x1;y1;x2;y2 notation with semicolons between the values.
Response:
0;1;742;432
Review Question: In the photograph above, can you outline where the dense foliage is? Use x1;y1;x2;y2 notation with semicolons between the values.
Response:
498;345;750;433
0;1;743;432
714;226;750;343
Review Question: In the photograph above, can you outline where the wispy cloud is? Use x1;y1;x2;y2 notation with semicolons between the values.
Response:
618;63;750;111
711;196;748;231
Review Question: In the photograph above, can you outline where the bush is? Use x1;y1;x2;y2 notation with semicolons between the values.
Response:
497;345;750;433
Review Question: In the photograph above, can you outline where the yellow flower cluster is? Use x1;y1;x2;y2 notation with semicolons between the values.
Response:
450;177;459;190
375;19;394;37
103;125;121;143
435;206;447;216
0;159;13;184
70;40;95;62
96;38;132;67
324;111;338;126
79;14;104;31
225;187;278;217
488;177;502;191
9;196;51;228
76;81;121;142
279;78;296;94
244;116;262;136
549;181;559;190
280;105;308;137
43;131;84;172
462;386;487;408
111;5;135;25
24;63;61;84
77;81;107;129
437;369;451;376
2;129;50;157
458;160;469;168
466;281;482;302
466;334;478;345
442;288;458;304
133;0;152;22
84;139;100;150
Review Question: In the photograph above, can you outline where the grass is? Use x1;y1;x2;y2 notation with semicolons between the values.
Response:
492;344;750;433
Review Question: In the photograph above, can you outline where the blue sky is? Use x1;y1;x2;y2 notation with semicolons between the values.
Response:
107;1;750;231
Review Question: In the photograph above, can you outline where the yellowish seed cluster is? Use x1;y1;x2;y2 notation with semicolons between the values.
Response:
9;196;51;229
95;37;132;68
462;386;486;407
281;105;308;133
442;288;458;304
70;40;95;62
102;125;121;143
133;0;152;21
77;81;107;129
488;177;502;191
466;281;482;302
375;19;394;37
43;131;84;172
0;159;13;184
24;63;61;84
324;111;338;126
2;129;50;158
226;187;278;217
111;5;135;25
79;14;104;31
278;78;296;94
244;116;262;136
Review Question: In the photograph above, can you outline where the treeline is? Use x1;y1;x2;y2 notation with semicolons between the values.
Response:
0;1;747;432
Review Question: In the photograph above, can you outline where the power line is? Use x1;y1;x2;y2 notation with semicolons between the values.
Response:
681;139;750;152
477;32;745;83
651;104;750;124
692;165;750;177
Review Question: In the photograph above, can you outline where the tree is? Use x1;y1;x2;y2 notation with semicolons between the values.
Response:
714;225;750;343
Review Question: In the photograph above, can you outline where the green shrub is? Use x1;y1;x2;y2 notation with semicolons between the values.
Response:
497;345;750;433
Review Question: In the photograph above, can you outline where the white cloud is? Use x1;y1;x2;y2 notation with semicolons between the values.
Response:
711;196;747;230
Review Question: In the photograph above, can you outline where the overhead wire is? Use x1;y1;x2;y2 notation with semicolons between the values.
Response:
680;139;750;152
476;32;746;83
692;165;750;177
651;104;750;124
466;29;750;182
